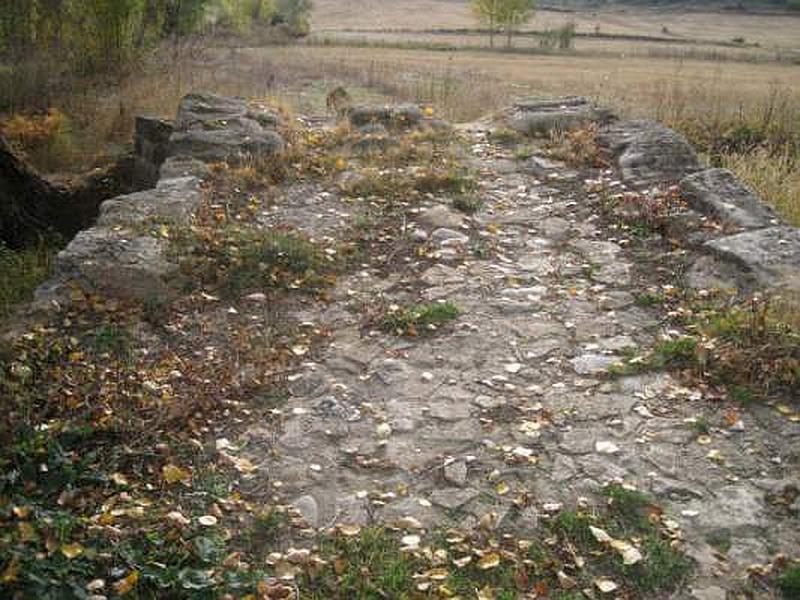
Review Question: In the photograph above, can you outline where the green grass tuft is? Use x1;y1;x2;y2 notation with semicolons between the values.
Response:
0;241;56;322
379;301;460;335
778;566;800;598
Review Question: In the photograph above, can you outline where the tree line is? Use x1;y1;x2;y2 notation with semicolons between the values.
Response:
471;0;537;48
0;1;311;92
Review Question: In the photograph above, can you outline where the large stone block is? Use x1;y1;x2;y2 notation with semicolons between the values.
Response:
680;168;781;230
600;120;700;184
169;91;285;163
96;176;204;228
56;228;182;301
506;96;615;137
349;104;424;128
705;226;800;291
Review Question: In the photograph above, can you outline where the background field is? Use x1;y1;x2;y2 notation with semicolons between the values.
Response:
311;0;800;49
2;0;799;223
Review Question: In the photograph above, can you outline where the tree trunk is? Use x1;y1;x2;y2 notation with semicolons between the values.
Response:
0;136;68;248
0;135;134;249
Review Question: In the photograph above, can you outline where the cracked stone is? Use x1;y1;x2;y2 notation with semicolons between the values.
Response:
443;460;468;487
571;354;619;375
429;488;479;510
292;495;319;528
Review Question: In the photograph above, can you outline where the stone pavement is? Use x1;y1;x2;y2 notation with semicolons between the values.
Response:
235;118;799;599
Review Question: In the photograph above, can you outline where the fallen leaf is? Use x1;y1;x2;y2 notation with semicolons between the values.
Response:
111;472;129;486
338;523;361;537
478;553;501;570
453;556;472;568
12;506;31;519
113;571;139;596
162;464;191;485
427;567;449;580
589;526;613;543
61;543;84;560
610;539;644;565
594;577;619;593
401;535;421;549
1;556;20;583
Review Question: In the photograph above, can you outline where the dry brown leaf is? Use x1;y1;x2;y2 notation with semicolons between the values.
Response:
478;553;501;570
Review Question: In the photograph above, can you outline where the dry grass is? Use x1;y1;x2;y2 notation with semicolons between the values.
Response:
311;31;793;64
721;148;800;226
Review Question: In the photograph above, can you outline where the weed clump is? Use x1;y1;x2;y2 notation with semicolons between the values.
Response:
379;301;460;335
778;565;800;598
0;241;56;322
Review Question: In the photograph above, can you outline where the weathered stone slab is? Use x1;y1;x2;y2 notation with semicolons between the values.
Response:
173;91;281;130
600;120;700;184
349;103;424;128
97;176;203;228
56;228;180;301
134;116;174;187
36;92;289;307
506;96;615;137
159;156;211;181
169;126;284;164
169;91;284;163
680;168;780;230
705;226;800;291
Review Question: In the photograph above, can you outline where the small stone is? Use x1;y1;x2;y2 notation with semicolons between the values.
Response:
292;495;319;528
571;354;618;375
411;229;429;243
443;460;468;487
474;395;505;409
431;228;469;246
429;488;479;510
595;441;620;454
418;205;465;230
690;585;727;600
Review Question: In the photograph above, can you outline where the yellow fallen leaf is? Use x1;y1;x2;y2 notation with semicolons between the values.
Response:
427;567;449;580
12;506;31;519
478;552;501;570
111;472;129;486
113;571;139;596
610;539;643;565
495;482;509;495
1;556;20;583
162;464;191;485
453;556;472;568
589;526;613;543
61;543;84;560
232;456;258;474
594;577;618;593
18;522;37;542
338;523;361;537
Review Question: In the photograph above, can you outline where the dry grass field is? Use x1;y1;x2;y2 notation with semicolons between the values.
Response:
312;0;800;49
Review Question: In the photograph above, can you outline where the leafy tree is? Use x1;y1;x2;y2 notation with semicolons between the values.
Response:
471;0;502;48
276;0;313;36
498;0;536;48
